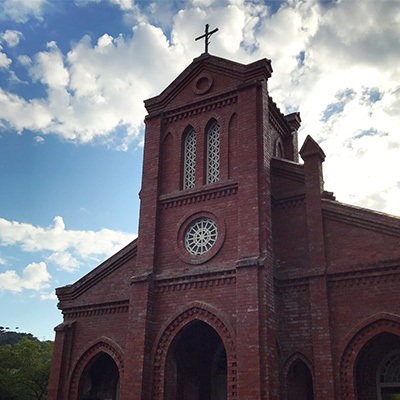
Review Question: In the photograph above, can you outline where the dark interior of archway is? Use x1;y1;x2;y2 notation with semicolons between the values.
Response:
355;332;400;400
78;352;120;400
164;320;227;400
286;359;314;400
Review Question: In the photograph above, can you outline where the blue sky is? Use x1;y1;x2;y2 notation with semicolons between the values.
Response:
1;0;400;340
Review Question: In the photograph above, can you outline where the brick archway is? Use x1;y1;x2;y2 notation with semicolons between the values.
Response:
68;337;124;400
340;314;400;400
151;301;237;400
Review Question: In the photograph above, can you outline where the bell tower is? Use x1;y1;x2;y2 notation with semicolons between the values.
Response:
120;52;300;399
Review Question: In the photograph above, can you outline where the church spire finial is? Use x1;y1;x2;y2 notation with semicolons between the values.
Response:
195;23;219;54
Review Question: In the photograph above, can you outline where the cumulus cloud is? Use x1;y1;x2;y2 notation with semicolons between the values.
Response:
0;262;51;293
0;216;137;260
0;0;399;215
0;44;12;69
47;251;81;272
0;23;186;147
1;30;23;47
0;0;46;22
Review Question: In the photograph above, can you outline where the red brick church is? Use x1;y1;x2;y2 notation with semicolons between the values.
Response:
48;51;400;400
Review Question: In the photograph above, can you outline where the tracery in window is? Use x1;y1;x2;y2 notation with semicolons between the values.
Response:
206;121;220;184
183;127;196;189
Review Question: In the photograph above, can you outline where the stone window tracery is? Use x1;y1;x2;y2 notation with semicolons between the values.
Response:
206;121;220;184
183;128;196;189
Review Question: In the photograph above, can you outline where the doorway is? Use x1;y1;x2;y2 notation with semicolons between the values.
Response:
164;320;227;400
77;352;120;400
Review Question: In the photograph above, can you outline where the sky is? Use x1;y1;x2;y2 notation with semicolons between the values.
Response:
0;0;400;341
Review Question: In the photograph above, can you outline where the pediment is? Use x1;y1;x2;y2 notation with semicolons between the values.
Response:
144;53;272;115
56;238;137;304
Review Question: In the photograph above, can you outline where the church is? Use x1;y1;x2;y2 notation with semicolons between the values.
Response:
48;46;400;400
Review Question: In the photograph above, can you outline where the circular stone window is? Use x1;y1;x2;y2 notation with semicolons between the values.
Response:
184;218;218;255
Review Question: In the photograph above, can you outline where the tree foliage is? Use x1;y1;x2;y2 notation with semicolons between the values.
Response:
0;337;53;400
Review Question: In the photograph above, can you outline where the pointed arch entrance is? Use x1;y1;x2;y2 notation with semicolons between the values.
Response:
340;315;400;400
77;352;120;400
152;302;237;400
355;332;400;400
164;320;227;399
68;339;124;400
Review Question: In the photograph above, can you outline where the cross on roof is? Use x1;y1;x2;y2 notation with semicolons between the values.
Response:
195;24;219;54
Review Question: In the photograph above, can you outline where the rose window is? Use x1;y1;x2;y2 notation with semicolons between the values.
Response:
184;218;218;255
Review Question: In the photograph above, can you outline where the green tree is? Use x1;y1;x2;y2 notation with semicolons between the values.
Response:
0;337;53;400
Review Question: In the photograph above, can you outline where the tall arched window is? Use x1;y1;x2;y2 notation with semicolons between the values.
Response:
206;121;220;184
183;127;196;189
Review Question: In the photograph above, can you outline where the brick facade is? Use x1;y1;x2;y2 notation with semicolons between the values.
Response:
48;53;400;400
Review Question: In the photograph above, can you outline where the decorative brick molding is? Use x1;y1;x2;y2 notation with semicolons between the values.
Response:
272;193;306;210
323;200;400;237
164;93;238;123
151;302;237;400
68;337;124;400
271;157;305;183
339;314;400;400
159;181;238;210
154;268;236;293
269;96;293;138
62;300;129;318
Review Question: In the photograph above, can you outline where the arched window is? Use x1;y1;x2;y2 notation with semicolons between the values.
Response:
378;350;400;400
286;359;314;400
183;128;196;189
206;121;220;184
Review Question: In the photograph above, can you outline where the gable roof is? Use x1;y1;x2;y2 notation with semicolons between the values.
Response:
144;53;273;115
56;238;137;303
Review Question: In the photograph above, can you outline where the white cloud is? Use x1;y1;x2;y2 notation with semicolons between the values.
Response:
47;251;81;272
40;291;57;300
0;0;399;215
0;53;11;69
0;262;51;293
2;30;23;47
0;216;137;260
0;0;46;22
34;136;44;143
0;23;185;147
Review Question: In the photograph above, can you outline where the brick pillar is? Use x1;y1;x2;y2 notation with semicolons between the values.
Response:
236;258;263;399
300;135;335;400
119;274;154;400
47;321;75;400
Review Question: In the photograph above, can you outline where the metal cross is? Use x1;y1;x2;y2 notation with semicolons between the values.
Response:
195;24;219;54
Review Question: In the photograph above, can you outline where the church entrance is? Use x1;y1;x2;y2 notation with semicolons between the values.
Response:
77;352;120;400
355;332;400;400
164;320;227;400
